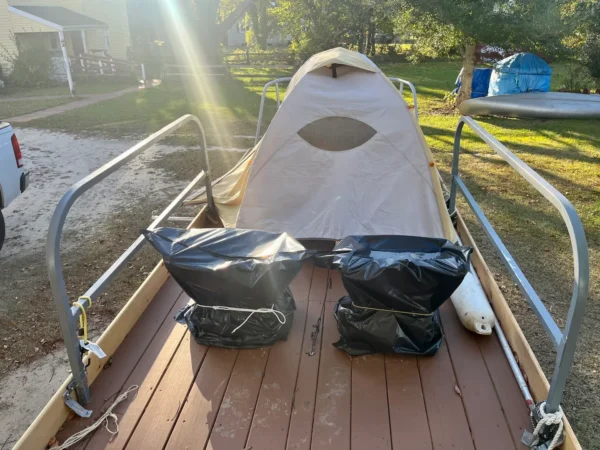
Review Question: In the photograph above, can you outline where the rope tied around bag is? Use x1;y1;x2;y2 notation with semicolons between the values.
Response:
54;385;138;449
350;301;434;317
531;402;564;450
194;304;287;333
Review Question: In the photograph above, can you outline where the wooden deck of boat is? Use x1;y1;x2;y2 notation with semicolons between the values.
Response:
58;264;532;450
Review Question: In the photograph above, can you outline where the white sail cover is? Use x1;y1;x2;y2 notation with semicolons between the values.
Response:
187;48;453;241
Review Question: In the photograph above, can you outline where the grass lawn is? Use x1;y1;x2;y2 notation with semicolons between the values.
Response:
0;97;76;119
24;61;600;448
0;80;137;98
25;68;292;146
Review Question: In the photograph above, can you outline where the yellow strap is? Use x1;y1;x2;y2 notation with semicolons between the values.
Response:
350;301;433;317
74;296;93;342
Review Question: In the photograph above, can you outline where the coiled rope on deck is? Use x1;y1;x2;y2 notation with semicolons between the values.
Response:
54;385;138;449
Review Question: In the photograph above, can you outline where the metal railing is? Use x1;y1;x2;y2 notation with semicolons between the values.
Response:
254;76;419;146
388;77;419;121
255;77;292;145
46;115;214;408
449;115;589;413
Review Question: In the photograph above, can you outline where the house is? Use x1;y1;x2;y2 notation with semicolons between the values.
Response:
0;0;132;92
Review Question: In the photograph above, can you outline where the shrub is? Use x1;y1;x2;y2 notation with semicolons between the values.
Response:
581;34;600;83
559;64;595;93
1;44;54;88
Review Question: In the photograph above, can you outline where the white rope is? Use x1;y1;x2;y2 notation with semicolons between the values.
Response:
54;385;138;449
195;304;287;333
531;402;564;450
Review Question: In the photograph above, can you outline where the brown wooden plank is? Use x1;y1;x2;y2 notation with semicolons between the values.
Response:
351;354;392;450
165;347;238;450
441;302;516;450
477;332;532;446
56;278;183;444
124;334;208;450
418;339;475;450
286;268;329;450
206;348;270;450
311;303;351;450
292;263;316;300
385;355;433;450
86;292;190;450
456;214;581;450
325;270;346;302
207;265;317;450
245;298;309;449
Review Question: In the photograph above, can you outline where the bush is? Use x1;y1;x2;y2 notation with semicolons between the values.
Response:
2;44;54;88
581;34;600;83
559;64;595;93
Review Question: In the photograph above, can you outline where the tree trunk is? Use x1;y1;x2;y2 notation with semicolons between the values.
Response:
358;31;366;53
456;41;476;106
368;22;376;56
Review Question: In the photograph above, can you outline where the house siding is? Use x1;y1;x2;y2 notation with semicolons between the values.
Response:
2;0;131;60
82;0;131;59
0;0;17;74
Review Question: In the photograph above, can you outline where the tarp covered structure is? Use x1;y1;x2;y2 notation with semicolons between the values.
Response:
488;52;552;96
454;67;492;98
186;47;454;241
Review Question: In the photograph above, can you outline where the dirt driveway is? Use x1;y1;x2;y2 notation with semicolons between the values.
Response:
0;127;244;448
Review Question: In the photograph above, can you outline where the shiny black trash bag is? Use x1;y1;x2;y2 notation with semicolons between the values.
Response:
329;235;471;356
174;290;295;348
143;227;308;348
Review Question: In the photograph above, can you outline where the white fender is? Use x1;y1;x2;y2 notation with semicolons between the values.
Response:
450;271;496;335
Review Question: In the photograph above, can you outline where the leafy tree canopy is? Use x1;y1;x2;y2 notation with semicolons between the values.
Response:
399;0;569;103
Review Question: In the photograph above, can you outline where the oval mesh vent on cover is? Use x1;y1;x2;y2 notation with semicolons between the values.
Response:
297;116;377;151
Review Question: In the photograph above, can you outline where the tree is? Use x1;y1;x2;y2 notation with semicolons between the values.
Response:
400;0;568;104
193;0;255;61
272;0;401;61
563;0;600;81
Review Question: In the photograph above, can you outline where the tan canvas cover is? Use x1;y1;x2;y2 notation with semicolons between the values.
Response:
186;47;454;241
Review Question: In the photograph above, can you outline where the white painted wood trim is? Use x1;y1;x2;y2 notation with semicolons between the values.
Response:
81;30;88;54
58;31;74;96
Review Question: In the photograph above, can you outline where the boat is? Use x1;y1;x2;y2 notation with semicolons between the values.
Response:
13;48;591;450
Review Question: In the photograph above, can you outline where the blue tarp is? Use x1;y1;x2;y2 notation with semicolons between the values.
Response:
488;53;552;96
454;67;493;98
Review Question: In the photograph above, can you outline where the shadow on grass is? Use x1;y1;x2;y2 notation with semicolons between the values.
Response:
477;116;600;149
422;123;600;166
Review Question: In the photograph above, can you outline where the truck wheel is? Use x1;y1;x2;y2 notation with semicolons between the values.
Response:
0;210;4;252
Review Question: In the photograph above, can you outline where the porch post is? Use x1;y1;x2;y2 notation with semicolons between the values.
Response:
58;30;75;96
80;30;88;54
103;29;109;53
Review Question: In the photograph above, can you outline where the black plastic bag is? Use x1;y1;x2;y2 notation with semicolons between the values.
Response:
333;296;443;356
329;235;471;356
143;227;307;348
175;290;295;348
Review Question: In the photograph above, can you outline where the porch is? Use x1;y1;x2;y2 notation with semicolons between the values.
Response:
8;5;118;94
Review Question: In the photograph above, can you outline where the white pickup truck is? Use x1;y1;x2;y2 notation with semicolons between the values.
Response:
0;121;29;251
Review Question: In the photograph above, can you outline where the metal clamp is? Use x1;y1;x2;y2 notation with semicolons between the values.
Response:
47;115;213;413
449;115;589;413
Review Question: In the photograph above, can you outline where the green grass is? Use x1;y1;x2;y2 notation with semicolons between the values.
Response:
0;97;76;119
21;60;600;448
0;80;137;98
26;68;293;145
